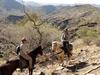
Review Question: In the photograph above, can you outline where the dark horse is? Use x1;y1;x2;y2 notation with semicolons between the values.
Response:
63;43;73;58
0;46;43;75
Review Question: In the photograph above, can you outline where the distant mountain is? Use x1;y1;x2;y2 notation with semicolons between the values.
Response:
0;0;24;23
46;4;100;29
26;5;58;15
16;1;57;15
0;0;23;10
40;5;57;14
93;4;100;8
24;1;40;7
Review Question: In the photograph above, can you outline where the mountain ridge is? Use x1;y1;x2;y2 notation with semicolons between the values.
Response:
45;4;100;29
0;0;23;10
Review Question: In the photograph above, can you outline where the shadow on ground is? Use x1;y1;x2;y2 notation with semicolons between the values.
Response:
67;62;88;72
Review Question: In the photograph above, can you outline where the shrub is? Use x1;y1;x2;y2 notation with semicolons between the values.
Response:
76;27;98;45
76;27;97;38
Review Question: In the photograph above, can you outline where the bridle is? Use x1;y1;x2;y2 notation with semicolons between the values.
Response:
54;50;63;55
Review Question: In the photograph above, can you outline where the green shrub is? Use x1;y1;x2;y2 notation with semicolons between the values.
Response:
76;27;98;45
76;27;97;38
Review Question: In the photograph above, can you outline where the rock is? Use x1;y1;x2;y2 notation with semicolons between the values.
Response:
51;71;60;75
39;72;45;75
56;66;64;70
86;74;95;75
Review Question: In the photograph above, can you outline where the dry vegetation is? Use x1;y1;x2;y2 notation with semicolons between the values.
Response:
0;13;61;60
0;4;100;75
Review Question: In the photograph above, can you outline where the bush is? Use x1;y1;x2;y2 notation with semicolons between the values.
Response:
76;27;98;45
0;21;61;58
76;27;97;38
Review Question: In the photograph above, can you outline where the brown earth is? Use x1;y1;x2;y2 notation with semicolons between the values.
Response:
6;39;99;75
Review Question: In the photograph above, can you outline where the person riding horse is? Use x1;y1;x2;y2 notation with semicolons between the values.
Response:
61;28;70;54
16;37;32;71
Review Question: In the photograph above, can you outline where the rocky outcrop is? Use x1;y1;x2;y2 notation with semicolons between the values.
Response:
6;15;24;24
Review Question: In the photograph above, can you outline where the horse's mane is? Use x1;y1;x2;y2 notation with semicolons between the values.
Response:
29;46;42;56
0;63;9;68
0;59;19;70
6;59;19;64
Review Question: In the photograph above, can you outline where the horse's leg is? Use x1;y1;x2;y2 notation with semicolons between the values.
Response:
66;53;72;66
62;54;69;67
58;57;62;66
58;54;64;66
29;69;33;75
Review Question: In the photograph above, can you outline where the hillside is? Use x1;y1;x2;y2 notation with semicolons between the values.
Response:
46;4;100;29
40;5;57;14
24;1;40;7
0;2;100;75
0;0;24;23
0;0;23;10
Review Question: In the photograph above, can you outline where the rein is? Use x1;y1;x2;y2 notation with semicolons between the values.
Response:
53;46;64;55
45;50;63;59
54;50;63;55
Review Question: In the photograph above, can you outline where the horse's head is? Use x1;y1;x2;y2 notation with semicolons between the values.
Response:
29;46;43;59
52;41;62;52
37;46;43;56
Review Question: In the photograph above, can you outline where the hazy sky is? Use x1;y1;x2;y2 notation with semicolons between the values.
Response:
23;0;100;5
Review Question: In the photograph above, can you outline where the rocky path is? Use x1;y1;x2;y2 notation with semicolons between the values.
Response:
1;39;100;75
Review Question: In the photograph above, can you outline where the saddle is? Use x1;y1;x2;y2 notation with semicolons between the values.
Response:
61;43;73;54
19;56;28;69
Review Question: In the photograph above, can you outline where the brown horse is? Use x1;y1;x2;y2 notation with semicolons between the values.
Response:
62;43;73;59
0;46;43;75
0;59;19;75
52;41;73;63
52;41;64;64
20;46;43;75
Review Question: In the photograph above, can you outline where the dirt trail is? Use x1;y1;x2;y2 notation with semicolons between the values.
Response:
1;39;100;75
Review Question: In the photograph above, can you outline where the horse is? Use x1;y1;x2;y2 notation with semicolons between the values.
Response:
51;41;73;65
0;46;43;75
62;42;73;59
52;41;64;64
20;46;43;75
0;59;20;75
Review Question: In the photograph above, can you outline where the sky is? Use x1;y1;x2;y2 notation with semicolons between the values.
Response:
23;0;100;5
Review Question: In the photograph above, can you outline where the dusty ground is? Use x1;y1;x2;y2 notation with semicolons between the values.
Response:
1;39;100;75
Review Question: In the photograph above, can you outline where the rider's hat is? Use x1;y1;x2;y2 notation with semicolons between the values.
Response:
63;28;68;32
21;37;27;42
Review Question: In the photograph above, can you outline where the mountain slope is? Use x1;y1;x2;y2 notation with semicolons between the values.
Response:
40;5;57;14
24;1;40;7
46;4;100;29
0;0;24;23
0;0;23;10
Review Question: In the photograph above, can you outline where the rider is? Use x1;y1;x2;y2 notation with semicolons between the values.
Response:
61;28;70;54
19;37;32;71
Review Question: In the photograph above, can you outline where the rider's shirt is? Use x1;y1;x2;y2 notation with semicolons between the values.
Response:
61;32;69;42
20;42;29;55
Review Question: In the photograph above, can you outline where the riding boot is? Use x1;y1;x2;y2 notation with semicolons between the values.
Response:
29;68;33;75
